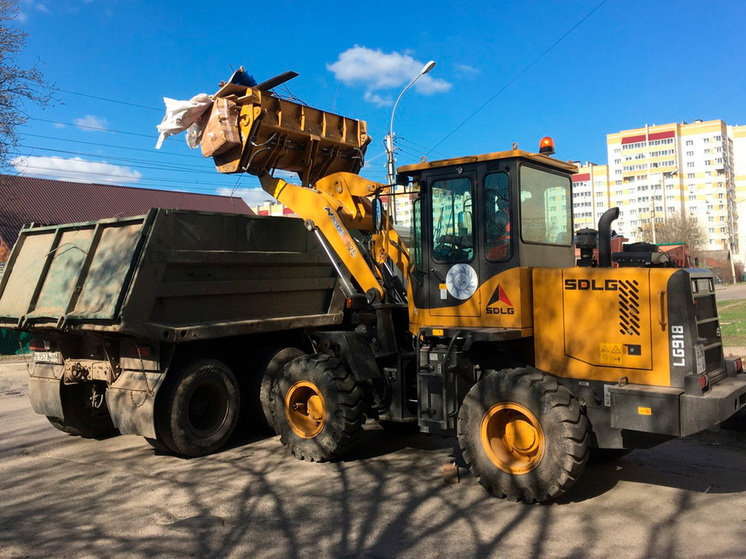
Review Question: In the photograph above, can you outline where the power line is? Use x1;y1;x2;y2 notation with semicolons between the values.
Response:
426;0;610;156
16;145;218;174
53;87;162;112
28;117;156;138
398;137;448;159
21;133;199;159
13;163;256;189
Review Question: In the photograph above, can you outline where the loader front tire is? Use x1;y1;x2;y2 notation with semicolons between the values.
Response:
274;354;365;462
251;346;304;432
155;359;240;457
458;368;590;503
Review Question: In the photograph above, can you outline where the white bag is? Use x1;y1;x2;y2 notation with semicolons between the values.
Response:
155;93;213;149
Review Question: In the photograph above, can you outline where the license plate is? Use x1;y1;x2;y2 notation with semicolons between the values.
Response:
695;345;706;375
34;351;63;365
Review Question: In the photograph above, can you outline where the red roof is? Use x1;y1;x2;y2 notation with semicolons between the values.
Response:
0;174;253;247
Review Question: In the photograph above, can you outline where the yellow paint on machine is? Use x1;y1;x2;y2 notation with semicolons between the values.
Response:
409;267;533;334
533;267;678;387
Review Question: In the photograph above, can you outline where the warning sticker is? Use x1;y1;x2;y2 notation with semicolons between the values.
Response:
600;343;623;364
439;283;448;300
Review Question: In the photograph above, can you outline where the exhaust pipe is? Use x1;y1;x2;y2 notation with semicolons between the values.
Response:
598;207;619;268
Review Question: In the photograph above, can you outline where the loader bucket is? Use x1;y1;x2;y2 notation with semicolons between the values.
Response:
204;84;370;186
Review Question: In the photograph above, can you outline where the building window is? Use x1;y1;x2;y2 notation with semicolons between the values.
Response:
704;138;710;144
687;173;695;179
686;140;693;146
687;162;694;168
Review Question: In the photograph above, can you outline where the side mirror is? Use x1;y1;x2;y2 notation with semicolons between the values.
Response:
372;197;384;232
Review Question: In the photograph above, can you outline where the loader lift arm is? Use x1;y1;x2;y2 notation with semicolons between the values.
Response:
194;70;410;304
259;171;410;303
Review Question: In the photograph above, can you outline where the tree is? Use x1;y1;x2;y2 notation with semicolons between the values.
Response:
637;212;708;251
0;0;49;169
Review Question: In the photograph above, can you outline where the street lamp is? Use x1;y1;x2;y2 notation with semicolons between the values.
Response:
385;60;436;223
651;168;678;244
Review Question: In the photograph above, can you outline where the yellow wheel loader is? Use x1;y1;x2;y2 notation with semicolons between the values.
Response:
3;69;743;503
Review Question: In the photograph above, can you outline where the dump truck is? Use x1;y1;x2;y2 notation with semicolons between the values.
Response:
2;70;745;503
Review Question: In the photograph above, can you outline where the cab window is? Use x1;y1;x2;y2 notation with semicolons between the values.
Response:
410;196;422;268
484;172;511;261
431;178;473;263
519;166;572;245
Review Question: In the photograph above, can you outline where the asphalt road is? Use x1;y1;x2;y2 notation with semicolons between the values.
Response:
715;283;746;301
1;358;745;559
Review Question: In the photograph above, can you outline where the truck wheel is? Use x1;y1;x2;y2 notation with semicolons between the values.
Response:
46;416;81;436
155;359;240;457
457;368;590;503
53;382;117;439
250;346;304;432
274;354;365;462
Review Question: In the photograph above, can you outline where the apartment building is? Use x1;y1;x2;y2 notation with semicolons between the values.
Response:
572;163;611;231
731;124;746;262
603;120;737;253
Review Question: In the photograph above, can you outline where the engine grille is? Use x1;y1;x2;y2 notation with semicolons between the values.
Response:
692;280;726;384
618;279;641;336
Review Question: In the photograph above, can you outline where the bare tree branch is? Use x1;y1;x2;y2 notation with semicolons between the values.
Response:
0;0;51;169
638;212;708;251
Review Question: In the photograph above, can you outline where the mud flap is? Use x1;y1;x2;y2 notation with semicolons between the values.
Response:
106;370;168;438
28;363;64;419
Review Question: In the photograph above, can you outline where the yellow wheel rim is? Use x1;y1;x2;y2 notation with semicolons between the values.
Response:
480;402;545;474
285;381;326;439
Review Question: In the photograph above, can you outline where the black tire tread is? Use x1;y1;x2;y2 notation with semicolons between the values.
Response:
153;358;240;457
57;383;118;439
458;368;590;503
46;415;82;436
275;354;365;462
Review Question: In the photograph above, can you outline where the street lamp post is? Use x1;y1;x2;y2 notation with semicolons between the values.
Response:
385;60;436;224
651;168;677;244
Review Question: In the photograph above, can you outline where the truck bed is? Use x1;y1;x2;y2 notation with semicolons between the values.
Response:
0;209;343;340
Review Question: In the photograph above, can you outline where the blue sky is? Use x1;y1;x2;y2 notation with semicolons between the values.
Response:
10;0;746;205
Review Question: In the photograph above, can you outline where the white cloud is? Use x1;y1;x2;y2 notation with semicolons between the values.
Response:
16;11;28;22
454;64;479;76
364;91;393;107
216;187;274;207
11;156;141;184
53;122;65;129
20;1;48;13
74;115;108;132
327;46;452;105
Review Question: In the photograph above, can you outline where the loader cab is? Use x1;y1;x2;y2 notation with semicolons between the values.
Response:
398;150;576;323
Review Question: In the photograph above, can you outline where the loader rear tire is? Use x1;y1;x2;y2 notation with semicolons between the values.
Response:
458;368;590;503
274;354;365;462
53;382;117;439
155;359;240;457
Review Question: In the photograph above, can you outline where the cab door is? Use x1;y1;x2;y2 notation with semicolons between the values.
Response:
425;172;481;316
